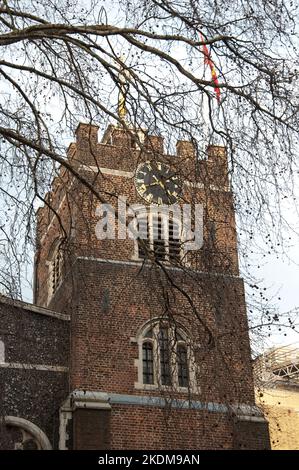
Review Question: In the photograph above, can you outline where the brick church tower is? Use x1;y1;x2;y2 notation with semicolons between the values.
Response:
32;123;270;449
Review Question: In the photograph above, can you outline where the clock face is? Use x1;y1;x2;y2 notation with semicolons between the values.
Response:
135;161;181;205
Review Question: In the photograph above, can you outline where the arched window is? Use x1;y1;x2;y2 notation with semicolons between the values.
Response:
135;211;181;262
136;321;197;392
2;417;52;450
153;214;166;261
52;245;64;292
47;239;65;301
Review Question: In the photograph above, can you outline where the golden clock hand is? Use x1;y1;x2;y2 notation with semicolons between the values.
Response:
149;174;164;188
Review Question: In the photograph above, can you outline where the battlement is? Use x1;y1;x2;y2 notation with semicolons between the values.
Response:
73;122;227;157
66;123;229;187
35;123;231;250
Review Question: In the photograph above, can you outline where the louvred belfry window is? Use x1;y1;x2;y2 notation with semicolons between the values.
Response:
137;213;150;259
168;218;181;261
137;212;181;262
153;214;166;261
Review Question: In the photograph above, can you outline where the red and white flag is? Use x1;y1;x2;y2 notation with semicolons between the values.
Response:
200;32;221;104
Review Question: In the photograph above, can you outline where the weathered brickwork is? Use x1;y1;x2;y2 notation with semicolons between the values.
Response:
73;409;110;450
109;406;234;450
35;124;239;308
72;405;269;450
67;260;252;401
0;123;270;449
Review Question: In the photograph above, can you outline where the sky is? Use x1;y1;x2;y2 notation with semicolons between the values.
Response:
252;245;299;348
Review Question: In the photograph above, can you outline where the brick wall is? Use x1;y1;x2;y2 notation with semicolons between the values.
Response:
0;299;69;449
68;259;254;404
233;420;270;450
35;124;238;308
109;406;233;449
73;409;110;450
31;123;270;449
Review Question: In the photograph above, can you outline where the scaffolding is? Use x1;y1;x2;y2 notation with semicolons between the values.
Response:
254;344;299;384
